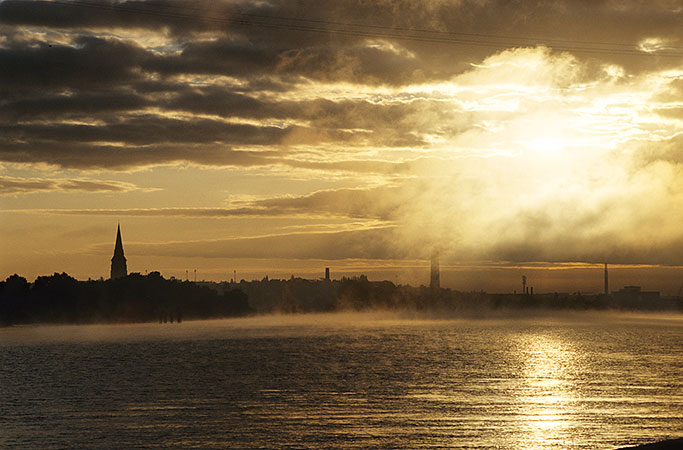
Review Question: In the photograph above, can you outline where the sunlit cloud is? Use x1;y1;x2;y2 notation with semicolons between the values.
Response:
1;0;683;283
0;176;149;195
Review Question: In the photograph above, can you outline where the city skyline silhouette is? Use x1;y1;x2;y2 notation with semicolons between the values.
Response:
1;2;682;449
96;224;677;297
1;1;683;294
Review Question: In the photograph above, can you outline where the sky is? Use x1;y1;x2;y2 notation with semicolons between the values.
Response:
1;0;683;294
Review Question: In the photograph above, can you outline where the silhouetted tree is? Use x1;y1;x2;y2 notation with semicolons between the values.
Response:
0;272;252;326
0;274;30;324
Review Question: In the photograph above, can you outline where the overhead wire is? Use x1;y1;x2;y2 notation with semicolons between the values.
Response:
21;0;683;58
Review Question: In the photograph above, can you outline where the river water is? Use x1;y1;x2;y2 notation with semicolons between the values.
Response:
1;312;682;449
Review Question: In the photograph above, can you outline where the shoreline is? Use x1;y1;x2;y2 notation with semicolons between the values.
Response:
618;438;683;449
2;306;683;329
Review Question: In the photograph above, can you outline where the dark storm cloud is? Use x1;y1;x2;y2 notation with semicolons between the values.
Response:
275;45;423;84
1;91;150;120
145;39;279;78
0;138;418;171
3;0;680;75
164;88;446;146
1;0;681;170
3;82;444;128
0;36;146;96
165;87;269;118
0;0;240;34
140;38;424;85
1;85;436;168
0;111;297;167
1;116;290;145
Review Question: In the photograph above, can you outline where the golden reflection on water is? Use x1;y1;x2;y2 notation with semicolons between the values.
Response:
517;332;578;449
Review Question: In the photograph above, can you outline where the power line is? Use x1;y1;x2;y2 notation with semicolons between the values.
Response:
27;0;683;58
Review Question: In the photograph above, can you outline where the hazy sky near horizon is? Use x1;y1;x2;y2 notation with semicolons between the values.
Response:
2;0;683;292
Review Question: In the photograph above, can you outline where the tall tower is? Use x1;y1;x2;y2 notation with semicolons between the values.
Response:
430;251;440;289
110;224;128;280
604;263;609;296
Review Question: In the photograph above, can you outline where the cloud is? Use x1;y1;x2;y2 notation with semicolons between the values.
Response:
1;115;292;146
0;141;282;169
636;134;683;166
39;185;407;219
0;176;143;195
1;91;150;120
22;147;683;266
122;227;403;260
0;36;147;97
3;1;680;75
1;1;681;171
1;0;683;269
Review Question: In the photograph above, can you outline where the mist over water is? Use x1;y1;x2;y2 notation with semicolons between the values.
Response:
1;312;681;449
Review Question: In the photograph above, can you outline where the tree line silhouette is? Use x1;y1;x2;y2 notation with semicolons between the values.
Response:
0;272;250;325
1;272;680;326
230;275;682;313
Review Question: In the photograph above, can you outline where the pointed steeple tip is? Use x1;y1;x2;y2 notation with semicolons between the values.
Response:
111;222;127;278
113;223;125;258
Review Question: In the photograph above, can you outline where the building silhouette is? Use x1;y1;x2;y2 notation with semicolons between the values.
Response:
613;285;660;305
430;251;440;289
110;224;128;280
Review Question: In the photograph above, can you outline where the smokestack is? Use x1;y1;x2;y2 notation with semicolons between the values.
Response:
325;267;330;281
430;251;440;289
604;263;609;295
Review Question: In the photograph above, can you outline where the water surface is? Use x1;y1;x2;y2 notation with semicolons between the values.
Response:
1;312;681;449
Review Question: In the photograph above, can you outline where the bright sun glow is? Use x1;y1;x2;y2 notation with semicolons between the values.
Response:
526;136;568;153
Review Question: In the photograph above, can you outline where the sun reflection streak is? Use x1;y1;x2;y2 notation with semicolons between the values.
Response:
516;332;578;449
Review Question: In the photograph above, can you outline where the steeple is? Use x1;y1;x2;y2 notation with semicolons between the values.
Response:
110;223;127;279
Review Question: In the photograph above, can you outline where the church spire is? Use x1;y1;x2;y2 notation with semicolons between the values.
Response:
110;223;128;279
113;223;125;258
